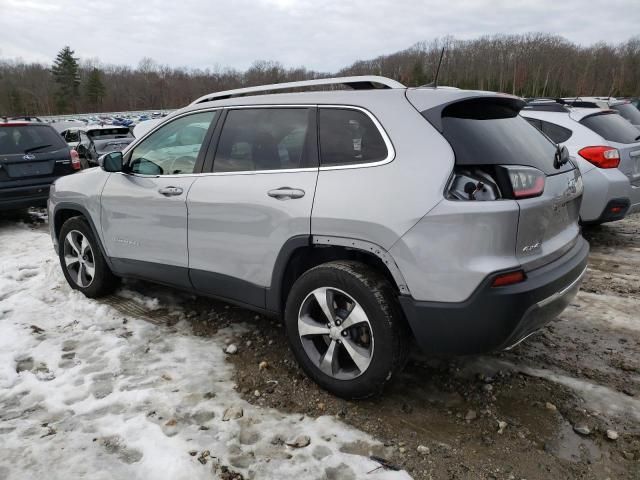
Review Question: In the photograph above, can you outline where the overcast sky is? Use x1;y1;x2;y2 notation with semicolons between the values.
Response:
1;0;638;72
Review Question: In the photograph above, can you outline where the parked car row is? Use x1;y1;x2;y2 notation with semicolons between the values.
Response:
60;126;135;167
521;99;640;224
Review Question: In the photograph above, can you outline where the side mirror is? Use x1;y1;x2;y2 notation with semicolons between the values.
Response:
100;152;124;172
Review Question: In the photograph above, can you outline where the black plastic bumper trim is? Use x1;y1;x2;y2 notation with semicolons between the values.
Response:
398;237;589;355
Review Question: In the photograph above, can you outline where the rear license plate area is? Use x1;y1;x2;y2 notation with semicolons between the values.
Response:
6;162;53;178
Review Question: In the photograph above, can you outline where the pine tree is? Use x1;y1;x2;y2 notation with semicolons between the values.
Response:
411;60;428;86
85;68;106;111
51;46;80;113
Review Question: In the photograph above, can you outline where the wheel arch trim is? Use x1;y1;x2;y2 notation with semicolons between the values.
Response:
52;202;114;270
311;236;410;295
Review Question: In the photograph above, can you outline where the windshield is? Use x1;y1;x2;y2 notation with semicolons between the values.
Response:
611;103;640;125
580;112;640;144
0;125;68;155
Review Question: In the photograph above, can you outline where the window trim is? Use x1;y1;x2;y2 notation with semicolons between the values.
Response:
120;104;395;178
206;105;318;175
318;105;395;171
121;108;222;178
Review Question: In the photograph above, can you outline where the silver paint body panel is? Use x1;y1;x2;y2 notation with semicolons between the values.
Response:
188;170;318;288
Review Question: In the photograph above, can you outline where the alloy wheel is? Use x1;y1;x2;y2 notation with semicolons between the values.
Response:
63;230;95;288
297;287;374;380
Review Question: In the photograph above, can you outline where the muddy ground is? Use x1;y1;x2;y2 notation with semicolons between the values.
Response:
6;210;639;480
198;216;640;480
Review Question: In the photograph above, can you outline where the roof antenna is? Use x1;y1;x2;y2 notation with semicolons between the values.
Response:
424;47;445;88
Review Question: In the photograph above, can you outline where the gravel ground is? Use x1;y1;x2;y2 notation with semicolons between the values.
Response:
3;209;639;479
192;215;640;480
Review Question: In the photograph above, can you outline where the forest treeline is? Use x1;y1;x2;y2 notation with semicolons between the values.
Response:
1;33;639;116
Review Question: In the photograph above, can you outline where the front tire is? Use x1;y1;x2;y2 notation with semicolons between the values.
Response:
284;260;409;399
58;216;119;297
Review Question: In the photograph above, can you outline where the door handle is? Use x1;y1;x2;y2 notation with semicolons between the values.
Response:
267;187;305;200
158;186;184;196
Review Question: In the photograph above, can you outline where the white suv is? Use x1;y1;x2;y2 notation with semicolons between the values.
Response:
521;101;640;224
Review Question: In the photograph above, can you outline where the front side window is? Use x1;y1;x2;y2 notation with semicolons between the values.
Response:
319;108;388;167
129;111;217;175
213;108;311;173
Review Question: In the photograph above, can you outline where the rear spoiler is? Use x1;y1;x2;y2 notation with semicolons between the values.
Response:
421;96;526;133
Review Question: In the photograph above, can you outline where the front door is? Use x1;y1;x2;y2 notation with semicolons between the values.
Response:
100;110;219;287
188;107;318;308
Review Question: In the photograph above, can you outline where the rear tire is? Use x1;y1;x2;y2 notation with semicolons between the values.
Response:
284;260;409;399
58;216;119;297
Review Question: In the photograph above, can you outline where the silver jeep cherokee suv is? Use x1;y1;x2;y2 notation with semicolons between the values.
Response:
49;76;589;398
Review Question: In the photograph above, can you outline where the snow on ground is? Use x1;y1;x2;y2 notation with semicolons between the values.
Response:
0;222;411;480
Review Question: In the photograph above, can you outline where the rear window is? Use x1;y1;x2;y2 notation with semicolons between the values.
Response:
580;112;640;144
0;125;68;155
87;128;132;139
437;99;572;175
611;103;640;125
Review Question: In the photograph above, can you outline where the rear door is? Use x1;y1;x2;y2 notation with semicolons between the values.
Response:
187;107;318;308
100;110;219;287
0;124;74;189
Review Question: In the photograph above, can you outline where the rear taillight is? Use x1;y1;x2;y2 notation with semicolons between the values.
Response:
498;165;546;199
70;149;81;170
447;168;501;201
491;269;526;287
578;146;620;169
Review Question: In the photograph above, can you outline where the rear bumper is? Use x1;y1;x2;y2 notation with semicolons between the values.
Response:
398;237;589;355
579;167;631;223
582;198;630;225
0;184;50;210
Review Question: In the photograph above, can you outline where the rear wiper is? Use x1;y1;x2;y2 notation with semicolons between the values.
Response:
554;144;569;168
24;144;52;153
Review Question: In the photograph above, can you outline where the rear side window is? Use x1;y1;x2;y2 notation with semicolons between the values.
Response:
438;99;571;175
524;117;542;130
0;125;67;155
580;112;640;144
540;120;572;143
319;108;388;167
214;108;312;172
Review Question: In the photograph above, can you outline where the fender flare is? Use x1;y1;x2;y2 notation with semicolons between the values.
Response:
311;235;410;295
52;202;114;270
265;234;411;313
